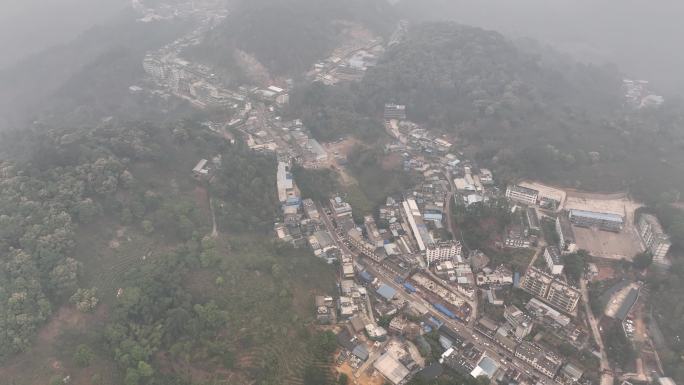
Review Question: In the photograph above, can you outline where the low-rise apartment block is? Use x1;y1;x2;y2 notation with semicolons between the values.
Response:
569;209;624;232
515;341;563;378
506;185;539;206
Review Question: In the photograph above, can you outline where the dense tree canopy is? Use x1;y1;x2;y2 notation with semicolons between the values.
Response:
188;0;396;77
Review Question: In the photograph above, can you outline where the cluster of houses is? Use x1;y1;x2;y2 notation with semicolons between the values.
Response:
310;35;385;85
622;79;664;109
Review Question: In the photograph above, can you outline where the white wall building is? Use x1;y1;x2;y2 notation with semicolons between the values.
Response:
426;240;462;266
505;185;539;205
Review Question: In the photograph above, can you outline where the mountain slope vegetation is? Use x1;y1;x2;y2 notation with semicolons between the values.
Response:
187;0;397;78
348;22;683;201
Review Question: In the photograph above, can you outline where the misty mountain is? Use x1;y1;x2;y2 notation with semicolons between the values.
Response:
396;0;684;97
290;21;684;199
0;0;127;69
186;0;397;79
0;11;191;132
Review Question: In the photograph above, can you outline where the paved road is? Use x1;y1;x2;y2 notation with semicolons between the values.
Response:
359;258;562;385
580;279;614;385
316;201;356;258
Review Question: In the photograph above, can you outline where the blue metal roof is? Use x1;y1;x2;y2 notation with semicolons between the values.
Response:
376;284;397;301
615;288;639;320
569;209;623;223
352;344;369;361
478;357;499;377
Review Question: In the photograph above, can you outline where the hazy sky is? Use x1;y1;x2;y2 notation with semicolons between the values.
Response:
400;0;684;96
0;0;126;69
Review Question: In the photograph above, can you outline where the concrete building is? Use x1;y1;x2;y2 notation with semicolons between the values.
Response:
527;207;541;232
384;103;407;120
192;158;210;179
544;246;565;275
403;198;430;252
276;162;294;203
302;198;319;220
520;267;553;298
506;185;539;206
479;168;494;185
546;281;581;314
638;214;671;263
561;363;584;382
306;138;328;162
522;267;580;313
426;240;462;266
526;298;571;328
330;196;353;218
348;227;386;262
515;341;562;378
374;352;410;385
556;212;577;253
470;355;499;379
569;209;624;232
504;305;534;339
476;266;514;286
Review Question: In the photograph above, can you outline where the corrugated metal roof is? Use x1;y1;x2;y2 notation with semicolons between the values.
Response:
569;209;623;223
376;284;397;301
615;288;639;320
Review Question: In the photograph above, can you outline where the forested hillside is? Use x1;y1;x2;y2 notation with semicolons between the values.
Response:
187;0;396;78
0;13;192;132
0;119;336;384
290;21;684;203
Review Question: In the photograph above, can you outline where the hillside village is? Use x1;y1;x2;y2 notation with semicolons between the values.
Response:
128;1;677;385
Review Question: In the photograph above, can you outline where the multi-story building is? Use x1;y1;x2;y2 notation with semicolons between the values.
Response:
521;267;581;314
302;199;320;220
638;214;671;263
526;207;541;232
544;246;564;275
569;209;624;232
426;240;462;266
476;265;514;286
364;215;384;247
384;103;407;120
520;267;553;298
504;305;534;339
515;341;563;378
330;196;353;218
556;212;576;253
348;228;385;262
546;281;581;314
479;168;494;185
506;185;539;206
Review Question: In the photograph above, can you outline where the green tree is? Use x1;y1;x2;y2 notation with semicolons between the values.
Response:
632;252;653;270
73;344;94;367
304;365;329;385
125;368;140;385
137;361;154;378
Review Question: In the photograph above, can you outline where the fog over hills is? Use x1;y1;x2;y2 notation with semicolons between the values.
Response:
397;0;684;97
0;0;127;69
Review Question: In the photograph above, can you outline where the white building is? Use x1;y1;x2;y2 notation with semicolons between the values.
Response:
505;185;539;206
276;162;294;203
426;240;462;266
638;214;671;264
544;246;564;275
